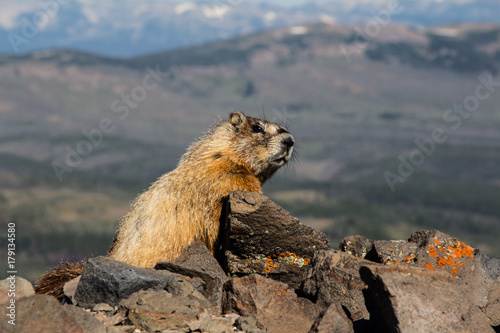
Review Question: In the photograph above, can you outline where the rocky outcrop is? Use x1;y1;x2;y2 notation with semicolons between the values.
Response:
3;191;500;332
221;191;331;290
342;229;500;332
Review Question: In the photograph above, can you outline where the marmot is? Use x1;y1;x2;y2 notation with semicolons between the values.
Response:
35;111;294;298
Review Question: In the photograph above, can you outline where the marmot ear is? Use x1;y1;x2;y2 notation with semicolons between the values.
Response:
229;111;245;128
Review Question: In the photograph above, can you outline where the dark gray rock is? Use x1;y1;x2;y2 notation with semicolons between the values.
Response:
221;191;330;289
300;249;375;321
75;256;206;308
222;274;321;333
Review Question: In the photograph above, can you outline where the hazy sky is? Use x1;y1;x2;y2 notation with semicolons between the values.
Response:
178;0;322;4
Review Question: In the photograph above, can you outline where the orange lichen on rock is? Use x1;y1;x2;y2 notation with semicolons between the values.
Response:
451;262;466;276
402;254;415;265
262;252;311;272
425;238;475;276
448;241;474;259
437;256;455;267
265;255;274;273
428;244;438;258
279;252;297;259
424;263;437;270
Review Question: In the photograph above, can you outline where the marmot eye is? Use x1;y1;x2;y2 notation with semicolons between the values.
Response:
251;124;265;134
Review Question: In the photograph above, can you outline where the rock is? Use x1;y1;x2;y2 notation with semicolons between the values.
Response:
482;253;500;279
119;289;208;332
234;315;264;333
156;261;225;314
164;276;212;310
343;230;482;278
300;249;375;321
63;275;80;305
188;311;240;333
409;230;478;278
221;191;331;289
340;234;420;265
75;256;206;309
482;285;500;326
91;302;127;329
94;311;127;328
0;276;34;304
222;274;321;333
339;235;375;260
110;325;137;333
309;301;354;333
360;265;496;332
92;303;115;312
0;294;110;333
342;230;500;316
156;238;228;313
462;306;498;333
174;238;228;280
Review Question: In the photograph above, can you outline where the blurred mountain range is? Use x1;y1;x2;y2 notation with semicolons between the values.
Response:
1;0;499;57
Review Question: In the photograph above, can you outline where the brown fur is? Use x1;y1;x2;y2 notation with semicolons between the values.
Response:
35;261;84;300
36;112;294;299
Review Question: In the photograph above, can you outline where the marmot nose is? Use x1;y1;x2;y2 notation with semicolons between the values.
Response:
283;135;295;149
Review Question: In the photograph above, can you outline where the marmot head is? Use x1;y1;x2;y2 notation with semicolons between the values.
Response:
228;111;294;183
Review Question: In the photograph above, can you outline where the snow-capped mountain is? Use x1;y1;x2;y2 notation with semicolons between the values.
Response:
1;0;499;58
